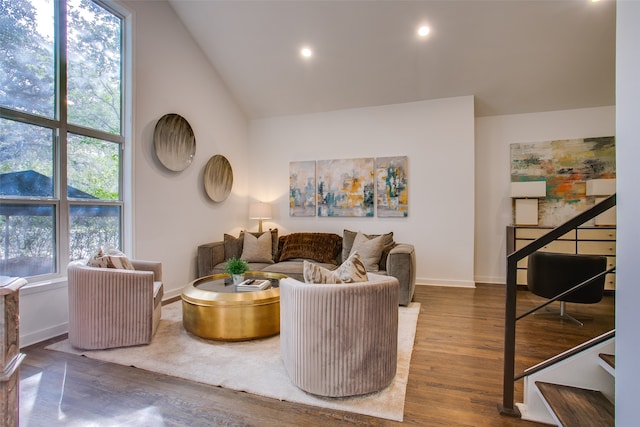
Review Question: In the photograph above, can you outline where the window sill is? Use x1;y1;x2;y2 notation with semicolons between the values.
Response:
20;277;68;296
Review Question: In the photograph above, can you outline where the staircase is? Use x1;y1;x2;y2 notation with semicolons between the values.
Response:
500;195;617;423
516;332;615;426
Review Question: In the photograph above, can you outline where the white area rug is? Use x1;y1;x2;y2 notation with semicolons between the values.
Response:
47;301;420;422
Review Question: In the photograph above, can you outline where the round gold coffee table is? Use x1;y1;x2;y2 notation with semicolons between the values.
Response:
181;272;286;341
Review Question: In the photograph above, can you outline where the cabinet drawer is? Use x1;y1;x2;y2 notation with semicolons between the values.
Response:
517;257;528;269
578;241;616;255
577;228;616;240
515;239;576;253
515;228;575;240
517;254;614;271
605;274;616;291
517;269;528;286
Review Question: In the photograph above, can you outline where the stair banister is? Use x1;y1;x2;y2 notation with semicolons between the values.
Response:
499;193;616;417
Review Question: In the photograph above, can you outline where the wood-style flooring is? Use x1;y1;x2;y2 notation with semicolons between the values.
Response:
18;284;615;426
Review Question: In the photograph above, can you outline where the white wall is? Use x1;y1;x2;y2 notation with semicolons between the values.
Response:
615;1;640;424
474;106;615;284
124;0;250;298
249;96;476;287
19;0;250;346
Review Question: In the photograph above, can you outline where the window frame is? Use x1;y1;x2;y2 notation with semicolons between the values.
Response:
0;0;132;283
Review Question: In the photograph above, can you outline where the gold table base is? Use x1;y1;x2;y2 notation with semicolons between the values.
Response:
181;272;285;341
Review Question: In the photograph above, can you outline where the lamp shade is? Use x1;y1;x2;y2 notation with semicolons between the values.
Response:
586;179;616;196
249;202;272;220
510;181;546;198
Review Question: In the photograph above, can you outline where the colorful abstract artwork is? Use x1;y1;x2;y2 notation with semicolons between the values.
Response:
289;161;316;217
376;156;408;217
510;137;615;226
317;158;375;217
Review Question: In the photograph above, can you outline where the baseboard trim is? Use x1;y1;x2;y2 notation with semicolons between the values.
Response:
473;275;506;285
21;322;68;348
163;288;183;301
416;278;476;288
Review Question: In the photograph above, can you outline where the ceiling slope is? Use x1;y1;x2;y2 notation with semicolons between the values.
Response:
168;0;615;119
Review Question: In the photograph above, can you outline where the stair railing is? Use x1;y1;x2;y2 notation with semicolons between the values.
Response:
499;194;616;417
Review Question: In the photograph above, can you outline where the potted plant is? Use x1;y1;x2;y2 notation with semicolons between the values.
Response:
225;257;249;285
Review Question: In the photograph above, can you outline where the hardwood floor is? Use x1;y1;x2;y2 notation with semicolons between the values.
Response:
18;284;615;426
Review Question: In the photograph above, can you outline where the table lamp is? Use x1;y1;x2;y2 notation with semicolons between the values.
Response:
249;202;272;233
510;181;546;226
586;179;616;225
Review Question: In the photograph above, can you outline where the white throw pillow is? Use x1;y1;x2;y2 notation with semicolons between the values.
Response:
349;231;384;271
240;231;273;263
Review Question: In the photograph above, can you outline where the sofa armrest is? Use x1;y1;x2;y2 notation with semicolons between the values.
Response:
130;259;162;282
386;243;416;306
197;241;225;277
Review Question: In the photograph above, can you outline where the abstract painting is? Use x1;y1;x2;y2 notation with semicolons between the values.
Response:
510;137;615;226
317;158;374;217
289;161;316;217
376;156;408;217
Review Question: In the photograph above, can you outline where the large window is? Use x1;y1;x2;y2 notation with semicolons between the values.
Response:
0;0;128;280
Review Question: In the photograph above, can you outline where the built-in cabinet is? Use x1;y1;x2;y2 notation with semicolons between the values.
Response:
506;226;616;290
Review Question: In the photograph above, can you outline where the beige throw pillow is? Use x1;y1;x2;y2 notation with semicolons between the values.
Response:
342;229;395;269
87;247;135;270
303;251;368;284
349;231;384;271
240;231;274;263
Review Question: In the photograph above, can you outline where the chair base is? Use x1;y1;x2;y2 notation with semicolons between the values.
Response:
534;302;591;327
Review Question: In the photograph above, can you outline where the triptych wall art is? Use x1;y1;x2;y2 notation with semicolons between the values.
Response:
289;156;408;218
510;136;615;226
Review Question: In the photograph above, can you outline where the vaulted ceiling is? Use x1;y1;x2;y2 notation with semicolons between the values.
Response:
168;0;616;119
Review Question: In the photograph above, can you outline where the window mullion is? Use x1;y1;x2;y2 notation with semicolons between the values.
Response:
67;123;125;144
57;0;70;271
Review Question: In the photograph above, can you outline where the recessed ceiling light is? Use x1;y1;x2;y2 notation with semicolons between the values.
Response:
300;47;313;58
417;25;430;37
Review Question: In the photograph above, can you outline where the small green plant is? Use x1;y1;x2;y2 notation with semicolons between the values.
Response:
225;257;249;275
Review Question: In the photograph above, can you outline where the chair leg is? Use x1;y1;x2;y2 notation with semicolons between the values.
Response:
558;301;584;327
534;302;586;327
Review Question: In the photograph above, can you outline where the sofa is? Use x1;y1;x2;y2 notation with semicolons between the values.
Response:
197;229;416;306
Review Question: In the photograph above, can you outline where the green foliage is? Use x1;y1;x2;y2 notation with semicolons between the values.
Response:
0;0;124;276
225;257;249;275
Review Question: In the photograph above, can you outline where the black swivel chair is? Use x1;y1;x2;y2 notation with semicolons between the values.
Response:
527;251;607;326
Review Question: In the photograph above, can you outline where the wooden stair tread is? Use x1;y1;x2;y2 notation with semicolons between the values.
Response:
536;382;614;427
599;353;615;369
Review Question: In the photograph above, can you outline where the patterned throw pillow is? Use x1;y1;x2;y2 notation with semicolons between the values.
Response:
87;247;135;270
240;231;274;263
303;251;368;284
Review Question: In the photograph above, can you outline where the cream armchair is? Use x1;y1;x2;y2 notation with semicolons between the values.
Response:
280;273;399;397
67;260;164;350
